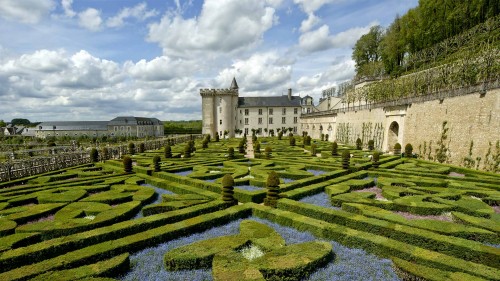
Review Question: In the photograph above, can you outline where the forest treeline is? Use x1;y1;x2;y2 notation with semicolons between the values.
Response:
163;120;202;135
353;0;499;78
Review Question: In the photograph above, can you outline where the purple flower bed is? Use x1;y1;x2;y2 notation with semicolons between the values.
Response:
120;217;400;281
133;184;175;219
307;169;326;176
299;192;341;210
282;178;295;183
205;179;216;183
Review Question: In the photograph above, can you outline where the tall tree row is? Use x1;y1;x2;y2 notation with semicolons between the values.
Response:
352;0;499;77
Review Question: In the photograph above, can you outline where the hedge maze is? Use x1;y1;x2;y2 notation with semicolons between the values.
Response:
0;136;498;280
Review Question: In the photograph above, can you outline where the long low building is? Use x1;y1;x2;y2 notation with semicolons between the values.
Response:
35;116;164;138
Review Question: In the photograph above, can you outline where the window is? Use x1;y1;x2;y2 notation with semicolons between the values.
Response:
282;108;286;115
307;108;311;113
244;118;249;125
269;108;273;115
244;128;249;135
282;117;286;124
258;117;262;124
269;117;273;124
220;120;222;125
240;110;242;114
293;117;298;124
240;120;242;124
245;109;249;116
294;127;297;133
258;108;263;115
294;108;298;114
114;126;117;131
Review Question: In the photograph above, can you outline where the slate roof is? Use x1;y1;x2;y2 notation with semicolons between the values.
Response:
230;77;239;89
108;116;162;126
238;96;302;108
37;121;109;131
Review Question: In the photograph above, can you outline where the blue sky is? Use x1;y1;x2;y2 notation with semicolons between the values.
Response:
0;0;418;122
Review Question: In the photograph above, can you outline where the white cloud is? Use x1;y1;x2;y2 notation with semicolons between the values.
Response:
106;2;158;28
125;56;196;81
148;0;278;57
0;0;55;23
293;0;334;14
215;52;292;93
300;13;319;33
78;8;102;31
297;58;354;90
61;0;76;17
299;22;376;53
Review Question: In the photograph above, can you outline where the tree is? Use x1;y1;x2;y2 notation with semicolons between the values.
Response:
352;25;384;77
90;148;99;163
0;120;6;127
123;156;133;173
153;155;161;172
221;174;236;205
11;118;30;126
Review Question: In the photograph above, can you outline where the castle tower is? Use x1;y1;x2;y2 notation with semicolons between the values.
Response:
200;78;239;138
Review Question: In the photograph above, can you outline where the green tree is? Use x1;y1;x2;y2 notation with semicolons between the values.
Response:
0;120;6;127
11;118;31;126
352;25;383;77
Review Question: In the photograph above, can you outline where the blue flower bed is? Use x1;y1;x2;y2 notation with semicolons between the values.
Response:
299;192;340;210
235;184;262;191
133;184;175;219
307;169;326;176
282;178;295;183
205;179;216;183
173;170;193;176
120;217;400;281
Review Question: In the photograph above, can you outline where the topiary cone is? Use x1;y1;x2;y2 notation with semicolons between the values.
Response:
123;156;133;173
221;174;236;205
331;142;338;156
342;150;350;170
164;145;172;158
265;171;280;208
372;151;380;168
153;155;161;172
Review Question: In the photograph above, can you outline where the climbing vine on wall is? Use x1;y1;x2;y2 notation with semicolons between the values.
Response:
335;123;351;144
373;123;384;150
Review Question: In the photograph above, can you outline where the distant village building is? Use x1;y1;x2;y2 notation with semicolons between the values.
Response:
201;78;313;138
34;116;163;139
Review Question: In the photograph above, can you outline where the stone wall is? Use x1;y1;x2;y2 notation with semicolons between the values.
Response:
300;88;499;170
404;88;499;168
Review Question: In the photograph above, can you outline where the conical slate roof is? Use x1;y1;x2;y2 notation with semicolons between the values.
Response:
230;77;239;89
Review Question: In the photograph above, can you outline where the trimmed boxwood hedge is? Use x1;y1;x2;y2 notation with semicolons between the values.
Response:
276;199;499;268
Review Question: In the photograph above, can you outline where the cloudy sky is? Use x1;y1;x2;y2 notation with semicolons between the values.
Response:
0;0;418;122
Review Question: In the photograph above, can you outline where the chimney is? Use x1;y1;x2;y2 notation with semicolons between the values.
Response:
288;88;292;100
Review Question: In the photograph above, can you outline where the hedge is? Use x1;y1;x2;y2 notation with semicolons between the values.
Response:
0;204;251;281
0;200;232;273
276;199;500;268
342;203;498;244
250;203;499;280
30;253;130;281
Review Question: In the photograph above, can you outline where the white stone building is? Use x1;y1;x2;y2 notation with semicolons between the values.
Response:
35;116;163;139
201;78;313;138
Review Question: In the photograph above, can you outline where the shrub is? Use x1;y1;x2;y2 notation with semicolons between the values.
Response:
153;156;161;172
238;142;245;154
90;148;98;163
227;147;235;159
368;140;375;151
325;134;329;141
321;134;325;141
206;134;211;142
265;147;272;159
184;144;191;158
356;138;362;150
202;139;208;149
372;151;380;168
342;150;350;170
221;174;236;205
394;143;402;155
138;143;145;153
128;143;135;155
164;145;172;158
215;134;220;142
278;132;283;140
405;143;413;158
311;144;317;156
254;141;260;153
304;136;311;146
265;171;280;208
252;135;257;143
123;156;132;173
331;142;338;156
189;140;196;152
101;147;109;161
289;136;296;146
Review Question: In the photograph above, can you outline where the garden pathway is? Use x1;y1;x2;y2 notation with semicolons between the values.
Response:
244;136;255;159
